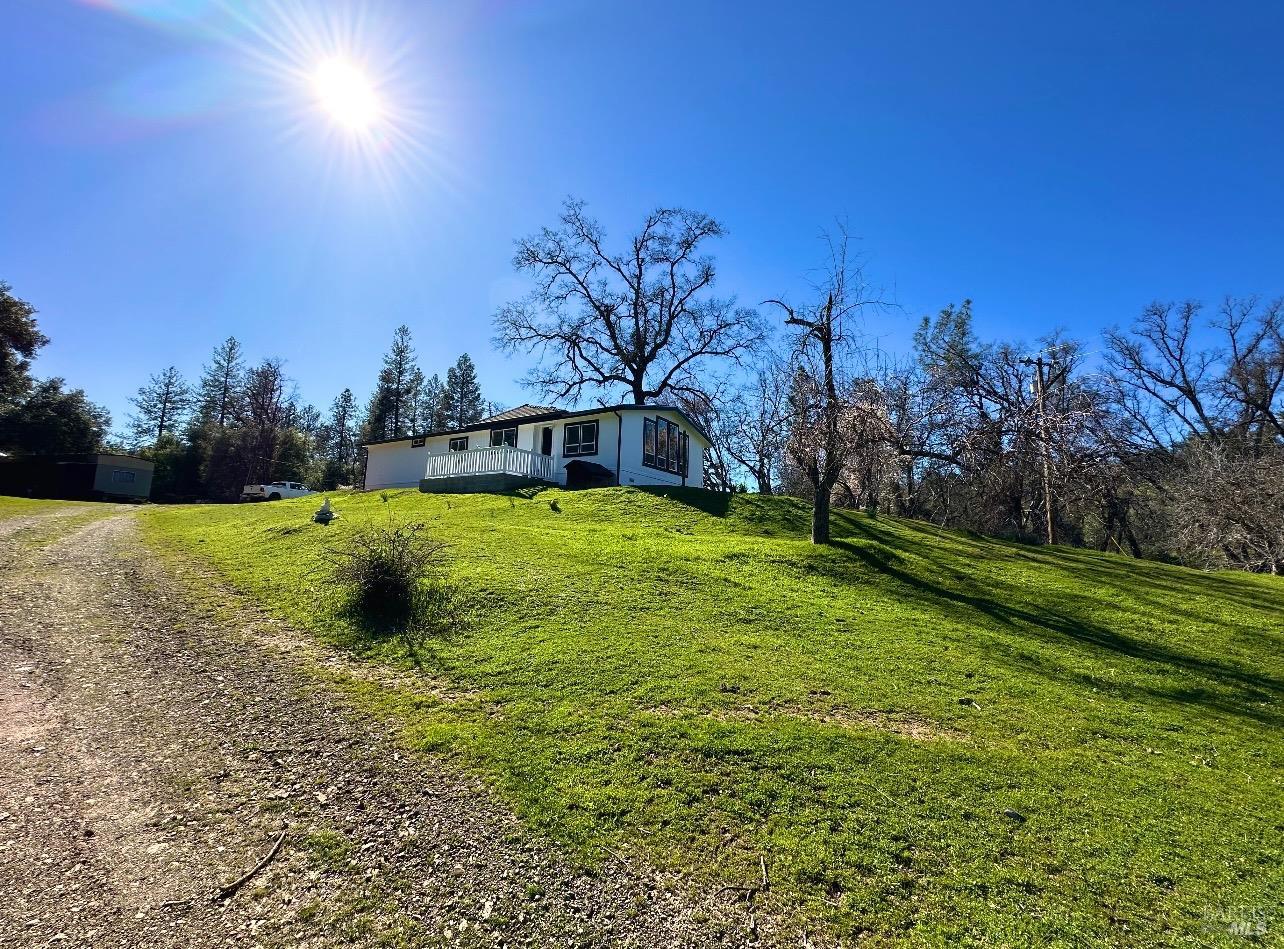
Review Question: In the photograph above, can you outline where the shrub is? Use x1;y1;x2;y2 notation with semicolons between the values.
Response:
325;519;452;626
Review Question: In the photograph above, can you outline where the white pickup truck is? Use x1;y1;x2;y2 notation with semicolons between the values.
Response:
241;481;315;502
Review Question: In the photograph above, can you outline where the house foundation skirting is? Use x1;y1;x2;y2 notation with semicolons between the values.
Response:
418;474;551;494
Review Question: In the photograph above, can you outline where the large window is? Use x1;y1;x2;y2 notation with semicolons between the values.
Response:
563;420;598;456
489;427;517;448
644;416;688;476
449;436;468;451
111;469;135;484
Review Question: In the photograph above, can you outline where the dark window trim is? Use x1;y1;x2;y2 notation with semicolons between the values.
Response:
644;416;685;474
489;427;517;448
563;420;599;457
411;436;426;447
448;436;468;451
642;417;656;467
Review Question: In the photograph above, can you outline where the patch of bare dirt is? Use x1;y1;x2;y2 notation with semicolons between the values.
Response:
0;513;804;948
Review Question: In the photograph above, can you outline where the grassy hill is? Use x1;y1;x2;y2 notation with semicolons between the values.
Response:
141;487;1283;946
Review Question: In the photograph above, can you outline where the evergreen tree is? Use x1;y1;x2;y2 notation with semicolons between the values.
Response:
195;336;245;427
127;366;192;448
441;353;485;429
0;377;110;454
363;325;423;440
239;358;294;485
408;373;444;432
322;388;360;487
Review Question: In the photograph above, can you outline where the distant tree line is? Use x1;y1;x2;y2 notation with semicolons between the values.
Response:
0;281;487;503
121;327;488;500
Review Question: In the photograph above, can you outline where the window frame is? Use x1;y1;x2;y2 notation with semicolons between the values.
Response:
111;469;136;484
411;436;426;448
448;436;469;451
489;427;517;448
645;416;687;474
642;417;657;468
563;420;599;457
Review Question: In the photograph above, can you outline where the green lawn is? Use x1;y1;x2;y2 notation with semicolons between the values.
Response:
141;488;1283;946
0;495;99;519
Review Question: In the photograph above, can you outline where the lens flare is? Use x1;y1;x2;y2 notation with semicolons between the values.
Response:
312;58;381;130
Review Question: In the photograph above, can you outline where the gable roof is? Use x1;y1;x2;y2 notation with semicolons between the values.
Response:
361;403;711;447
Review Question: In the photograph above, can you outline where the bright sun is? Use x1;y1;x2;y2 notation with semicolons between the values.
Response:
312;59;381;130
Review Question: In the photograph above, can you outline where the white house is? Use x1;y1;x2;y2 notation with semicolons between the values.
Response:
361;403;710;493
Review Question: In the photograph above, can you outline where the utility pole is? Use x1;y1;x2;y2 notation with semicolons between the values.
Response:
1020;353;1065;546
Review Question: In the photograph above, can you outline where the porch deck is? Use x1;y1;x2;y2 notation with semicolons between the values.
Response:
419;445;558;491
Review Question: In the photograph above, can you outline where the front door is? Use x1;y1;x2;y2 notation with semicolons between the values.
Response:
540;426;554;455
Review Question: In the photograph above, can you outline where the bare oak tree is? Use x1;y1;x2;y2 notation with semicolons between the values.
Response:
493;199;762;405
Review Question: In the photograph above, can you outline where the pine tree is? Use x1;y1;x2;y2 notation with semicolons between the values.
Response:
363;325;423;440
323;388;360;486
409;373;444;432
195;336;245;427
127;366;192;448
441;353;485;429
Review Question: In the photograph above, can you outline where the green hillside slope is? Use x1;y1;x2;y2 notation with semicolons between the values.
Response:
142;487;1283;946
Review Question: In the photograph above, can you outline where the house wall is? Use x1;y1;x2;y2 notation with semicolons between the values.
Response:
91;455;154;499
617;409;707;489
365;441;431;490
362;408;708;492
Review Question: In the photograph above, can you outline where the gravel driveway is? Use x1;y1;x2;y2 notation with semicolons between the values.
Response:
0;512;788;948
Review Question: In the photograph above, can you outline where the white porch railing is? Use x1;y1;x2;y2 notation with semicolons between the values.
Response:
422;445;558;483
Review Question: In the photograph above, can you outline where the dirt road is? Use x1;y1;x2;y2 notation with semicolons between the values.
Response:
0;512;775;948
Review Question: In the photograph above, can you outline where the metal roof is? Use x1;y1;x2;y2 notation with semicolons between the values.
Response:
479;403;560;423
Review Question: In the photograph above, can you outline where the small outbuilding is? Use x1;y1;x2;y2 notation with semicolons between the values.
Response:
0;453;155;502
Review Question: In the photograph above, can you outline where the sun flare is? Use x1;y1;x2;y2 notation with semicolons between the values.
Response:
312;58;381;130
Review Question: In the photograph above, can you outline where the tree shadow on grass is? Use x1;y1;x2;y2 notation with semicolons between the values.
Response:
881;515;1283;615
827;533;1283;727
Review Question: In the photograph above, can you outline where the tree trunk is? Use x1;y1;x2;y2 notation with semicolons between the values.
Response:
812;484;831;544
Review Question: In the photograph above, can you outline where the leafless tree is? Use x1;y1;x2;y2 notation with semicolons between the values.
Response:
1103;297;1283;450
767;230;888;543
673;386;735;491
700;351;792;493
1168;440;1284;574
493;199;763;405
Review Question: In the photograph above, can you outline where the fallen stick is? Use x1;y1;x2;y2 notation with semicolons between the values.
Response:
215;825;288;902
759;855;769;891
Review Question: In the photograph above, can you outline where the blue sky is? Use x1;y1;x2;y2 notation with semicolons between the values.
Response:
3;0;1282;427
